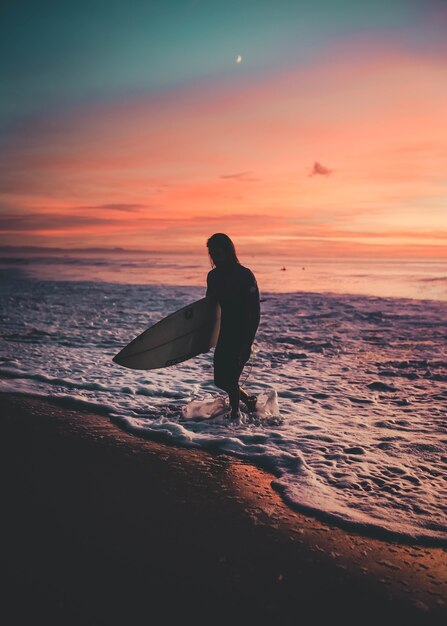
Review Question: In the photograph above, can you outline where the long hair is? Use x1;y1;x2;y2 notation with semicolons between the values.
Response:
207;233;239;268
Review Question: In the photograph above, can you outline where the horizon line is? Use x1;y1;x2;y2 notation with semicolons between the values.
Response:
0;244;446;261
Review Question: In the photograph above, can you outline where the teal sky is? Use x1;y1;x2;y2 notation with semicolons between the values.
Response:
1;0;445;123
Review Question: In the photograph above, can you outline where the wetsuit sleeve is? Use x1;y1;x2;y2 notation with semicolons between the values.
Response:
206;271;218;301
244;272;260;346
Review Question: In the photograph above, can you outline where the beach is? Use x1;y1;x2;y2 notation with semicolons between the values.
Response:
1;392;446;626
2;0;447;620
2;1;447;622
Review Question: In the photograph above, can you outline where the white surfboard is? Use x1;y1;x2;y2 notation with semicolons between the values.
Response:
112;297;221;370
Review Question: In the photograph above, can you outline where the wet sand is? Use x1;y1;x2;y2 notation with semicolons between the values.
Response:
1;392;446;625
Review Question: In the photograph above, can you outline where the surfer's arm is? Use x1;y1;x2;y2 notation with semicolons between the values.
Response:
246;283;260;343
206;271;218;301
240;279;260;358
238;301;259;364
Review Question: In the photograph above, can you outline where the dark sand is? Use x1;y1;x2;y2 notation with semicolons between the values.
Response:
1;392;446;625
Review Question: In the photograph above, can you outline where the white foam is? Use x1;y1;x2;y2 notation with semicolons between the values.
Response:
1;272;446;544
181;395;229;420
181;390;279;421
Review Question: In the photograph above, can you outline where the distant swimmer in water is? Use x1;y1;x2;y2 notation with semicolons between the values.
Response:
281;266;286;271
206;233;260;421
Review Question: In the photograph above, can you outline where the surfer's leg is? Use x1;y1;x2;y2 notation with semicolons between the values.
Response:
213;348;231;393
221;362;243;419
228;354;247;419
215;375;241;419
228;385;241;419
214;344;243;419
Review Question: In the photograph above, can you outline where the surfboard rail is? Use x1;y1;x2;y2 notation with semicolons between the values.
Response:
113;297;221;370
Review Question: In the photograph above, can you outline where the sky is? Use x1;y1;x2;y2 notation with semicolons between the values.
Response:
0;0;446;257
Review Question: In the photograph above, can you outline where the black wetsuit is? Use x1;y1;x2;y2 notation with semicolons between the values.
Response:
206;261;260;392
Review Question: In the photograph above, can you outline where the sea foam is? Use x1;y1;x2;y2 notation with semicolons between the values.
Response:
1;262;446;545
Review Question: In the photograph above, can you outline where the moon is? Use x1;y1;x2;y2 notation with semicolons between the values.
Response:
236;54;242;64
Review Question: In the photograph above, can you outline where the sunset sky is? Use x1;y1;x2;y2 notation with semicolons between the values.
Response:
1;0;446;257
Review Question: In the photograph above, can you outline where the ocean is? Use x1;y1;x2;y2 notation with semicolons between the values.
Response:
1;250;446;544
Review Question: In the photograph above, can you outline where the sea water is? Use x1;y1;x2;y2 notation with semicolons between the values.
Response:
0;251;446;544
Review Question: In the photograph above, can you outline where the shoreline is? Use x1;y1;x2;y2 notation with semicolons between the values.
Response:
1;391;446;624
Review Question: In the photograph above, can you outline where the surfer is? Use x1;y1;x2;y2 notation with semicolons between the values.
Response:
206;233;260;421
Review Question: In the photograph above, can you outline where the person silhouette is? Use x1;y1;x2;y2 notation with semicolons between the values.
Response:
205;233;260;420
